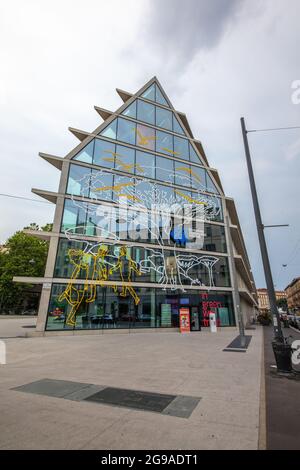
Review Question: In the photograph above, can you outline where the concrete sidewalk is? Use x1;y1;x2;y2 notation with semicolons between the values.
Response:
0;325;264;450
0;316;37;338
264;325;300;450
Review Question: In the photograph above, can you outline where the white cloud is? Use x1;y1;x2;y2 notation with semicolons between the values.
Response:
0;0;300;288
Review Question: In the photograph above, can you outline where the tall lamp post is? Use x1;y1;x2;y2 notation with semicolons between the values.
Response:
240;117;292;372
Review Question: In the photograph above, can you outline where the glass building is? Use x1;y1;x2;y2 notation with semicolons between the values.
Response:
15;77;258;333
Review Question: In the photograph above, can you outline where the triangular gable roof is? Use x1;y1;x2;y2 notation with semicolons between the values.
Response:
62;76;223;194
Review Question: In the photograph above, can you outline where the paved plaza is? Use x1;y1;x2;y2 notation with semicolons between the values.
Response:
0;318;264;450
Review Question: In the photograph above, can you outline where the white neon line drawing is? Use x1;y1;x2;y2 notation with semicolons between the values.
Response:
65;164;221;290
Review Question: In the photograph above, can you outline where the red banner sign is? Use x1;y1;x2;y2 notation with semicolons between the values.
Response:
179;308;190;333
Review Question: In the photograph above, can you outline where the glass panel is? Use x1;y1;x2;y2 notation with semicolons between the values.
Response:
115;145;135;174
206;172;219;194
93;139;115;168
156;130;173;155
141;84;155;101
137;99;155;125
155;84;168;106
112;175;136;202
121;101;136;118
174;162;192;188
173;135;189;160
135;180;155;208
189;165;206;190
67;164;91;197
190;192;223;222
117;117;136;145
200;291;235;327
156;156;174;184
173;115;185;135
73;140;94;163
189;143;202;164
135;150;155;179
155;184;175;204
61;199;87;234
203;224;227;253
136;124;156;151
99;119;117;139
156;107;172;130
133;287;156;328
90;170;114;202
174;188;192;204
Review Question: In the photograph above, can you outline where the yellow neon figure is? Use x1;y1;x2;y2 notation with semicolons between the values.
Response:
59;246;109;327
103;150;123;157
95;182;136;192
176;166;202;183
117;193;141;202
174;189;208;206
109;246;141;305
161;148;181;156
135;128;156;146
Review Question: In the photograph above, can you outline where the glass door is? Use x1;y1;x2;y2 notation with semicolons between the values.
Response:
190;306;200;331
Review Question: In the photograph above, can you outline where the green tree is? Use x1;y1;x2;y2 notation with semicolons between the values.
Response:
276;298;288;311
0;225;50;313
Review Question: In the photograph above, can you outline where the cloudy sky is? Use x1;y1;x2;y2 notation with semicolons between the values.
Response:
1;0;300;289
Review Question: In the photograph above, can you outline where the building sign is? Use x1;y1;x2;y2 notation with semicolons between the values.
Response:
179;307;190;333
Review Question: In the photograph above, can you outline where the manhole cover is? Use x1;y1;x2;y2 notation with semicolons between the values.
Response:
85;387;176;412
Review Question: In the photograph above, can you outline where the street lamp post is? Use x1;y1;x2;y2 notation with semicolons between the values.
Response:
240;117;292;372
241;118;292;374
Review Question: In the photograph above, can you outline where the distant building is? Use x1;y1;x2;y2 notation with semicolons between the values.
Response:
257;288;287;315
285;278;300;314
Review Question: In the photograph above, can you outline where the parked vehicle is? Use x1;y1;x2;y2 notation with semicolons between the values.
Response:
287;314;296;327
294;316;300;330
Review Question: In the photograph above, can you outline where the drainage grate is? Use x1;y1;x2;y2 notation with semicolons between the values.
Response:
12;379;201;418
85;387;176;413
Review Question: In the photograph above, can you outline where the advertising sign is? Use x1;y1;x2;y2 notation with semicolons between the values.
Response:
179;308;190;333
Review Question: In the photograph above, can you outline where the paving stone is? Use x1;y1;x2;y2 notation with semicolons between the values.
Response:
162;395;201;418
12;379;92;398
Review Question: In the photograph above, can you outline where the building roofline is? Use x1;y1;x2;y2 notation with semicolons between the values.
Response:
285;277;300;290
94;106;113;120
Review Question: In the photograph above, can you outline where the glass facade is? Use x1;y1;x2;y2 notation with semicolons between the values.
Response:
46;284;234;331
44;80;236;332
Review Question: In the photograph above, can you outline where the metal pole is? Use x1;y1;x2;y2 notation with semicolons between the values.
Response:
225;215;246;347
240;117;284;343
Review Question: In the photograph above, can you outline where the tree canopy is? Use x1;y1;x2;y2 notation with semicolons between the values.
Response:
0;223;51;313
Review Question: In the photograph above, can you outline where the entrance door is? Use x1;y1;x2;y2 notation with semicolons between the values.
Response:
190;307;200;331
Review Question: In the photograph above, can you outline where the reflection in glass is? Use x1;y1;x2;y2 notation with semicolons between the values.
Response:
115;145;135;174
173;115;185;135
189;143;202;164
174;135;189;160
67;165;91;197
156;107;172;131
141;84;155;101
135;151;155;179
100;119;117;139
122;101;137;118
73;140;94;164
155;85;168;106
156;130;173;155
156;156;174;184
90;170;113;201
136;124;156;151
137;100;155;125
117;117;136;145
94;139;115;168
